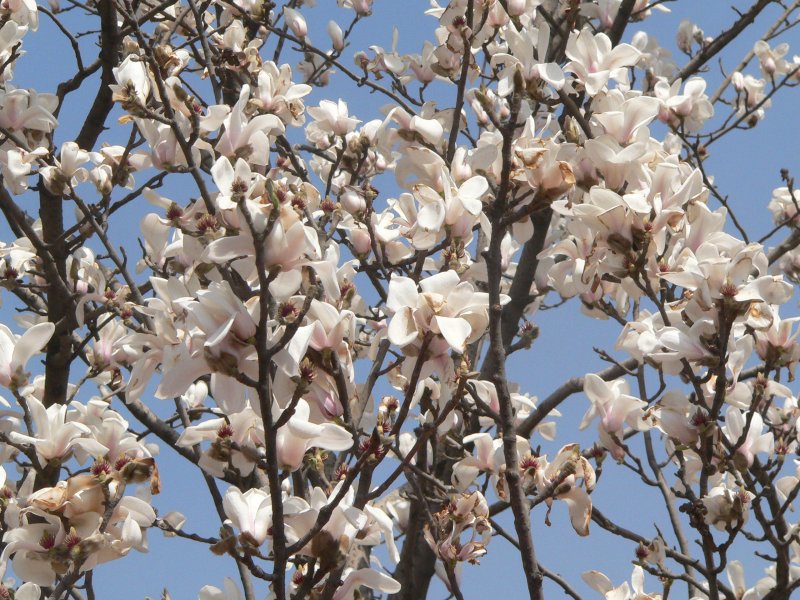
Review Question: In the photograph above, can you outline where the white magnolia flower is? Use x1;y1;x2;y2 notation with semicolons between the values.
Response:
8;395;106;463
491;21;565;96
387;270;501;354
0;322;54;389
222;486;273;546
111;55;151;105
723;407;774;468
332;568;401;600
275;399;353;471
580;374;647;460
565;29;640;96
40;142;90;195
199;577;243;600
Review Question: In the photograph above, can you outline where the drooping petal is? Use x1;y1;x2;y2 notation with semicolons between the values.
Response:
12;322;54;372
433;316;471;353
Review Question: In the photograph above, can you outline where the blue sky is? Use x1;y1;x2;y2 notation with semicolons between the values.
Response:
4;1;800;598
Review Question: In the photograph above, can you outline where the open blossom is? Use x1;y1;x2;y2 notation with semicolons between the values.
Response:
0;2;798;597
491;21;565;96
110;55;151;107
533;444;596;536
412;168;488;249
0;85;57;133
307;99;360;145
274;399;353;471
424;491;492;564
451;432;529;493
723;407;774;468
386;270;499;354
702;477;755;531
754;40;791;77
287;481;368;559
252;61;311;127
565;29;641;96
580;374;647;460
223;486;276;547
215;85;285;165
40;142;90;194
0;322;54;389
654;77;714;132
583;565;661;600
8;396;107;463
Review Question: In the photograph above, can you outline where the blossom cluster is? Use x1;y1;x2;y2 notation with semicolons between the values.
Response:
0;0;796;599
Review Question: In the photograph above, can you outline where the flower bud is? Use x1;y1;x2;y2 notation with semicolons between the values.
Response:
340;187;366;214
283;7;308;39
506;0;527;16
352;0;373;16
350;228;372;255
327;20;345;52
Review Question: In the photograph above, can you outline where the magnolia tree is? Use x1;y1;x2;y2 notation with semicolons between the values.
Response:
0;0;798;597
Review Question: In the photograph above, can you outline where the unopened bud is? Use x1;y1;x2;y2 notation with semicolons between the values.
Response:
283;7;308;38
328;20;345;52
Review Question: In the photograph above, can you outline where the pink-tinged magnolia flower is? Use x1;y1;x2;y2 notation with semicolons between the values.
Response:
0;86;58;133
252;62;311;127
731;72;771;123
593;94;661;145
387;271;498;354
327;20;344;51
282;6;308;38
0;322;54;389
3;0;38;30
647;390;703;446
653;77;714;133
338;0;373;16
564;29;640;96
424;491;492;564
580;374;647;460
754;40;791;77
